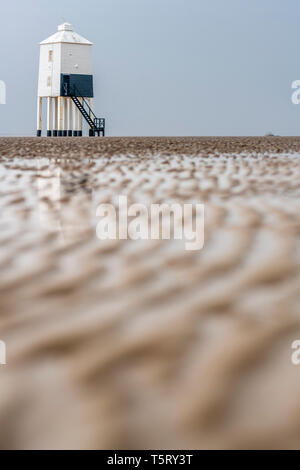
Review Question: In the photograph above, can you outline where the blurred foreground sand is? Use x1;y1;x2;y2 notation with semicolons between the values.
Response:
0;137;299;449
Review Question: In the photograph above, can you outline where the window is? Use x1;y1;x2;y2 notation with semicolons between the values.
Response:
48;50;53;62
47;76;51;87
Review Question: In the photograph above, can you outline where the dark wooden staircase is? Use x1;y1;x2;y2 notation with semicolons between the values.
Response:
64;82;105;136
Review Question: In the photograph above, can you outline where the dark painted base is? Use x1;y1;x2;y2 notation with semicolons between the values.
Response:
89;129;95;137
47;131;52;137
68;130;72;137
37;130;42;137
60;73;93;98
63;130;67;137
78;131;83;137
58;131;63;137
73;131;78;137
53;130;58;137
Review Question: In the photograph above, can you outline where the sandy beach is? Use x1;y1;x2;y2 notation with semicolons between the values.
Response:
0;136;299;449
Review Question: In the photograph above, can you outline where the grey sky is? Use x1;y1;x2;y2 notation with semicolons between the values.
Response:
0;0;300;136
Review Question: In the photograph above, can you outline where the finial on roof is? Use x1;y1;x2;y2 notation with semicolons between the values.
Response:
58;22;74;32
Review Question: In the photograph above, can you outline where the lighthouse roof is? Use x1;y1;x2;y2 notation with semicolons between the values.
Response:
40;23;93;45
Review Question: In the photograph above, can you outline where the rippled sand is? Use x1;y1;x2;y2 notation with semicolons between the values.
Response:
0;137;300;449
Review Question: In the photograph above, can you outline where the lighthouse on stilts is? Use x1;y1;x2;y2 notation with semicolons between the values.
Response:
37;22;105;137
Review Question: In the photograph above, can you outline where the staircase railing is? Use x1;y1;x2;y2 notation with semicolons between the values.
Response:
72;85;99;124
63;82;105;133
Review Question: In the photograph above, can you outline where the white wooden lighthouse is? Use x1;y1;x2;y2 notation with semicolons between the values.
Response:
37;22;105;137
